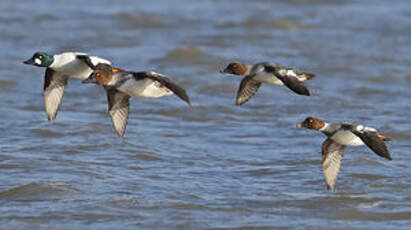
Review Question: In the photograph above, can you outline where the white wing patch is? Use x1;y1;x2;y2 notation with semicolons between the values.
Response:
89;56;111;66
355;124;377;133
278;69;287;76
286;69;298;78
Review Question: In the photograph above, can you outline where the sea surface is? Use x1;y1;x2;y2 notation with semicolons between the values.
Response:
1;0;411;229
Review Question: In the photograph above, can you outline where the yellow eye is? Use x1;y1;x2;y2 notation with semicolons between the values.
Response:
39;55;43;59
309;119;313;123
96;73;101;77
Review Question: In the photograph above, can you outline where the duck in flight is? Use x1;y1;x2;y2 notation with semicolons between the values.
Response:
221;62;315;105
23;52;111;120
80;56;191;137
297;116;392;190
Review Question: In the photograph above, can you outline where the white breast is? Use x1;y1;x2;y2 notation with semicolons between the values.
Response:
331;130;364;146
118;79;173;98
51;53;110;79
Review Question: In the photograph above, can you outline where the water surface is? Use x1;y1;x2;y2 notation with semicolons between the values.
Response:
1;0;410;229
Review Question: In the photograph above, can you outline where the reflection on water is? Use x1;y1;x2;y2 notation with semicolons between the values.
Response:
0;0;410;229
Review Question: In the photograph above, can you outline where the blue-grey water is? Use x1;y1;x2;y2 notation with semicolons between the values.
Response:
1;0;411;229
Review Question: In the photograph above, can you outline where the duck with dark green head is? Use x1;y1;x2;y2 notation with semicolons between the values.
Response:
24;52;54;67
23;51;111;121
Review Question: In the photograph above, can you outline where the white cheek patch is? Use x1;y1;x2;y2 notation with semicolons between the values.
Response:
35;58;42;65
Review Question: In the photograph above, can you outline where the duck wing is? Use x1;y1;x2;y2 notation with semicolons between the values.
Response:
236;74;261;106
273;68;310;96
322;138;346;190
349;125;392;160
133;72;191;105
106;88;130;137
44;68;68;121
77;54;112;69
76;55;96;69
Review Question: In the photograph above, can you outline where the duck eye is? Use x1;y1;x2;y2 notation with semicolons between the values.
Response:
309;119;313;123
96;73;101;77
39;55;43;59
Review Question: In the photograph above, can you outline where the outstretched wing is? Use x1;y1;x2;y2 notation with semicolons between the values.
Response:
236;74;262;106
106;88;130;137
350;126;392;160
322;138;346;190
43;68;68;121
134;72;191;105
274;69;310;96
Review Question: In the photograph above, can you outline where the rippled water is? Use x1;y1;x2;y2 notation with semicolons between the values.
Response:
1;0;411;229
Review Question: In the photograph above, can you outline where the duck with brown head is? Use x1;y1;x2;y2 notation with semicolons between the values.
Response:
297;116;392;190
221;62;251;75
82;63;191;137
82;63;115;86
220;61;315;106
297;116;326;130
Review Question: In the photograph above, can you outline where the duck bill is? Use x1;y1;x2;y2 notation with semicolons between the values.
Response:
297;123;303;128
23;58;34;65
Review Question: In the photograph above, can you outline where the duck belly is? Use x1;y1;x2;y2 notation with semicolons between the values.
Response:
331;130;364;146
253;72;283;85
118;79;173;98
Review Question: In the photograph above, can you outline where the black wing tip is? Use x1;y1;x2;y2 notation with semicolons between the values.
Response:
114;125;126;137
154;75;191;106
181;93;191;106
235;99;247;106
294;88;310;96
47;115;56;121
373;149;392;161
175;90;191;106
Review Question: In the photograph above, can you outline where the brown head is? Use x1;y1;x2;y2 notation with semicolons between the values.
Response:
221;62;249;75
82;63;115;86
297;116;326;130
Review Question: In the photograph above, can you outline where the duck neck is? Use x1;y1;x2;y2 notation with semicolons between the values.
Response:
319;122;333;136
243;64;252;75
